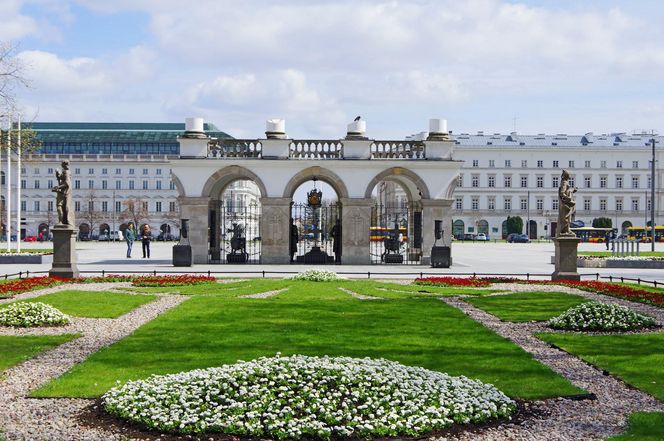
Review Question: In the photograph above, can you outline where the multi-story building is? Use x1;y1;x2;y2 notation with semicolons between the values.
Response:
450;131;663;239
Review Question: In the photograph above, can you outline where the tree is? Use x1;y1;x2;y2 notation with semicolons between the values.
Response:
80;190;104;238
592;217;612;228
0;42;27;111
120;197;149;230
505;216;523;235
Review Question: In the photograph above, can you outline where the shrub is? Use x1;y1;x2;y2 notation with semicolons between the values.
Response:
290;269;345;282
548;301;656;331
103;354;516;439
0;302;71;327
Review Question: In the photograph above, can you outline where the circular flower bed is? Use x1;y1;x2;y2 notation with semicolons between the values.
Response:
0;302;71;327
103;355;516;439
548;301;656;331
290;269;346;282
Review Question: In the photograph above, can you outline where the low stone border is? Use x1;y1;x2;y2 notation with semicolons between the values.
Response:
0;254;53;264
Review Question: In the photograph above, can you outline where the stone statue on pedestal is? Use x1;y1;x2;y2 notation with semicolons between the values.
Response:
52;160;73;226
556;169;577;237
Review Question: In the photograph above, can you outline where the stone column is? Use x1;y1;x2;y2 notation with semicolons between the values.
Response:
552;236;582;281
420;198;453;265
178;196;211;264
340;198;373;265
260;197;292;264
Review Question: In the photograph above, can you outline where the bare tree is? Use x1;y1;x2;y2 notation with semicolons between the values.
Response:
0;42;27;111
162;200;181;230
120;197;150;230
80;190;104;238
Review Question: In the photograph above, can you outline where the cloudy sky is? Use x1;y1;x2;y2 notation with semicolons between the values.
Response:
3;0;664;139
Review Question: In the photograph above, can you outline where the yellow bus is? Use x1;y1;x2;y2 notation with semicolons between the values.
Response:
627;226;664;243
570;227;614;243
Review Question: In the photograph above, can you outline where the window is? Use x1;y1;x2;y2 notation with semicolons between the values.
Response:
142;180;149;190
156;201;162;212
569;177;575;188
115;201;122;212
568;160;575;168
520;198;527;210
47;179;53;188
102;180;108;190
457;175;463;187
536;176;543;188
142;168;149;175
88;201;94;212
169;201;176;212
521;160;527;168
34;201;40;212
88;168;94;174
75;201;81;212
34;168;40;174
488;197;495;210
102;201;108;212
585;160;591;168
537;160;543;168
584;176;592;188
600;198;607;211
455;197;463;210
600;176;607;188
20;167;26;174
129;181;135;190
616;199;623;211
169;181;176;190
584;199;591;211
616;176;623;188
115;180;121;190
128;168;135;175
632;176;639;189
20;179;26;189
632;161;639;169
115;168;121;174
102;168;108;174
34;180;40;189
600;160;607;168
520;176;528;188
471;197;479;210
21;200;26;211
617;160;623;168
488;176;495;188
47;168;53;174
505;160;511;168
156;169;162;175
504;175;512;188
536;198;543;210
472;160;479;167
553;160;559;168
88;180;94;189
471;175;479;187
48;201;53;211
74;180;81;190
142;201;148;211
552;199;559;210
552;176;559;188
488;160;495;168
156;181;162;190
75;168;81;174
504;197;512;210
632;199;639;211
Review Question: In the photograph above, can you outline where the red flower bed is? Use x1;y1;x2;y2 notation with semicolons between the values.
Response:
546;280;664;307
131;275;217;287
414;277;492;287
0;276;63;297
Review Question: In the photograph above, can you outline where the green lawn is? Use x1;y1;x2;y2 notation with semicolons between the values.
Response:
5;290;157;318
538;332;664;401
126;279;292;296
465;292;590;322
607;412;664;440
342;280;499;299
0;334;79;373
34;281;582;399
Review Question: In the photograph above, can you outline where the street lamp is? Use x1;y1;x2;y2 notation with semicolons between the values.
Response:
649;137;657;252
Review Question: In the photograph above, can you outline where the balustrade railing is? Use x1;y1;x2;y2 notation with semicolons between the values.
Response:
209;139;262;158
289;140;343;159
371;141;425;159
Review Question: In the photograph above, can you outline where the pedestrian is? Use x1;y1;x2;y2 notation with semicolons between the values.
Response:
605;231;611;250
142;224;152;258
125;223;136;258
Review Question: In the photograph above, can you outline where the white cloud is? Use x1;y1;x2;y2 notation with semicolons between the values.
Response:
17;50;111;93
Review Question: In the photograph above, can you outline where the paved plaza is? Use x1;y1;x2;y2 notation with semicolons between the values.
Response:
2;240;662;282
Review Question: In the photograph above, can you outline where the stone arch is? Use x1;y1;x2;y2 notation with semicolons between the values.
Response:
453;219;464;238
363;167;431;201
202;165;268;199
170;173;185;197
282;166;349;199
477;219;489;235
621;220;632;234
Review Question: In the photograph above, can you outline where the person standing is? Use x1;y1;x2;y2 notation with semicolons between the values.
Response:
142;225;152;258
125;223;136;258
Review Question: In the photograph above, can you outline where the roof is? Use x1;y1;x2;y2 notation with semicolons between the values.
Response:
451;132;661;148
26;122;222;132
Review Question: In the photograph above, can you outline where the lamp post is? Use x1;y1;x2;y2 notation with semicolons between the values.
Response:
112;189;116;241
650;138;657;252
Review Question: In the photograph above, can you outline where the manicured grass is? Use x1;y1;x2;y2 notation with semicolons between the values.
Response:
126;279;292;296
538;332;664;401
607;412;664;440
465;292;590;322
579;251;664;257
35;282;583;399
7;291;157;318
0;334;78;373
342;280;498;299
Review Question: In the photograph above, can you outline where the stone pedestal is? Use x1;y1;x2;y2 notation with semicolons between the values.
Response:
260;197;292;264
340;198;373;265
49;225;79;278
552;236;582;281
420;199;453;265
178;197;211;264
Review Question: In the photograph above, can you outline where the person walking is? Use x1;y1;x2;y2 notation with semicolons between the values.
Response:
125;223;136;258
141;225;152;258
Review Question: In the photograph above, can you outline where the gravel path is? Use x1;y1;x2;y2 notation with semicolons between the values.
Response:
0;292;187;441
239;287;289;298
338;287;381;300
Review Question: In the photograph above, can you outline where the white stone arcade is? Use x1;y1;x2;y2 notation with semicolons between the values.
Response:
170;118;462;265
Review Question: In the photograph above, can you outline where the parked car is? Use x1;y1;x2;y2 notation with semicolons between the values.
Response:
512;234;530;243
476;233;488;241
157;232;174;241
23;235;37;242
506;233;519;243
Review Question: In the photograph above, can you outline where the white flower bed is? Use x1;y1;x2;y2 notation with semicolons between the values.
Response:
0;302;71;327
103;354;516;439
289;269;346;282
548;302;656;331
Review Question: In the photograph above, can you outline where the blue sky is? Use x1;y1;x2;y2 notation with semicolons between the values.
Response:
3;0;664;139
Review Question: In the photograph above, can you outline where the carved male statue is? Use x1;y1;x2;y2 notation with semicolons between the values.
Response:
557;169;577;237
52;160;73;226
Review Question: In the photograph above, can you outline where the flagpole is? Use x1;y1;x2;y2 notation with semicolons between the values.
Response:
6;117;11;252
16;115;21;252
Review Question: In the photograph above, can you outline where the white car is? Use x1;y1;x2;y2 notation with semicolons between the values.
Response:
476;233;488;241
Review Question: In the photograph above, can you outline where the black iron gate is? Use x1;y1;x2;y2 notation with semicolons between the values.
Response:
370;202;421;264
209;200;261;263
291;201;341;264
